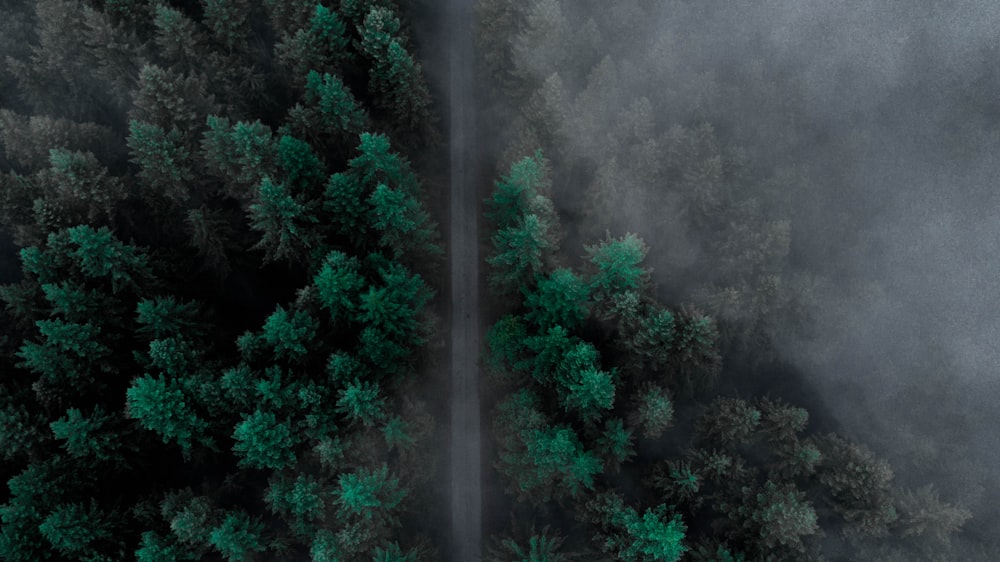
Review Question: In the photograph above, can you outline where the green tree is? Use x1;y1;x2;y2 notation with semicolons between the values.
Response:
628;384;675;439
586;233;650;300
38;501;121;560
314;250;365;323
208;511;266;562
596;418;636;473
49;406;123;465
697;398;760;448
247;176;320;263
335;464;407;526
369;183;441;258
519;425;602;501
201;0;252;51
231;409;298;470
135;296;204;341
135;531;197;562
336;378;386;427
128;119;194;203
587;492;687;562
523;268;590;330
486;150;549;229
736;481;818;552
200;116;276;199
152;4;206;69
125;374;214;455
358;6;431;130
286;70;366;143
275;4;351;82
488;212;556;295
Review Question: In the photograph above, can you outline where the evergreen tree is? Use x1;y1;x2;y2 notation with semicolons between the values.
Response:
208;511;267;562
231;409;298;470
275;4;351;82
247;176;320;263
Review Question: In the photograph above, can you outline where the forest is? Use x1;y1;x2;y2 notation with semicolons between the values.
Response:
0;0;998;561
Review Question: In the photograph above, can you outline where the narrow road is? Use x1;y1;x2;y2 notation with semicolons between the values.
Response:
448;0;481;559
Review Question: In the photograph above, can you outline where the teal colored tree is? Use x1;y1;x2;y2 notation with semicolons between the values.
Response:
231;409;298;470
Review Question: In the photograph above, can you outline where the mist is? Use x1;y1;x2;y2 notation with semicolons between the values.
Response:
478;0;1000;555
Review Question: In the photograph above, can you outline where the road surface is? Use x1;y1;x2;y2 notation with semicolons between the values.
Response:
448;0;481;559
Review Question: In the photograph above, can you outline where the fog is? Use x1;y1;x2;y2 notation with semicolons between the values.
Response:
479;0;1000;553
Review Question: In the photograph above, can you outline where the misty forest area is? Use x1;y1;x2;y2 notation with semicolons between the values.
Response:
0;0;997;561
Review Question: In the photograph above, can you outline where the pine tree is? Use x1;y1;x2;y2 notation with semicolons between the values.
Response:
275;4;351;82
247;176;320;263
358;6;431;130
335;464;407;526
523;267;590;330
127;120;193;203
209;511;267;562
286;71;366;143
231;409;298;470
125;374;214;456
336;378;386;427
586;233;650;301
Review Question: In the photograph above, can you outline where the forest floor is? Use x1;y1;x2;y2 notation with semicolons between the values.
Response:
448;0;483;559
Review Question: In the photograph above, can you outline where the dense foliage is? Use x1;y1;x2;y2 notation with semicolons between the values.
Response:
475;0;990;558
0;0;442;560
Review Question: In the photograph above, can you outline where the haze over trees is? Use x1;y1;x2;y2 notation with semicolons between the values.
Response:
476;0;995;560
0;0;442;560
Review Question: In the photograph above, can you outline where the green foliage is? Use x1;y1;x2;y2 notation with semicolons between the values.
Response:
310;528;340;561
738;481;817;551
135;531;195;562
485;314;529;377
697;398;760;447
126;374;213;455
815;434;898;536
264;474;327;535
128;119;193;203
208;511;266;562
382;415;415;452
231;409;298;470
629;384;675;439
258;305;318;362
152;5;205;66
369;183;441;258
518;425;602;501
586;233;650;299
335;464;407;525
488;524;571;562
336;378;386;427
201;115;276;199
17;319;111;389
359;6;431;130
45;147;127;224
488;204;557;294
49;406;121;463
287;71;366;140
167;494;218;547
275;5;351;81
314;250;365;322
588;493;687;562
486;150;549;229
560;365;615;424
275;134;326;194
523;268;590;330
202;0;252;51
21;225;151;292
359;261;432;343
38;501;118;559
248;176;320;263
596;418;636;471
135;296;203;340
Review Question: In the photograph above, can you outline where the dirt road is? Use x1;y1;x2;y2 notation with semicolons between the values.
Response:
448;0;481;559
